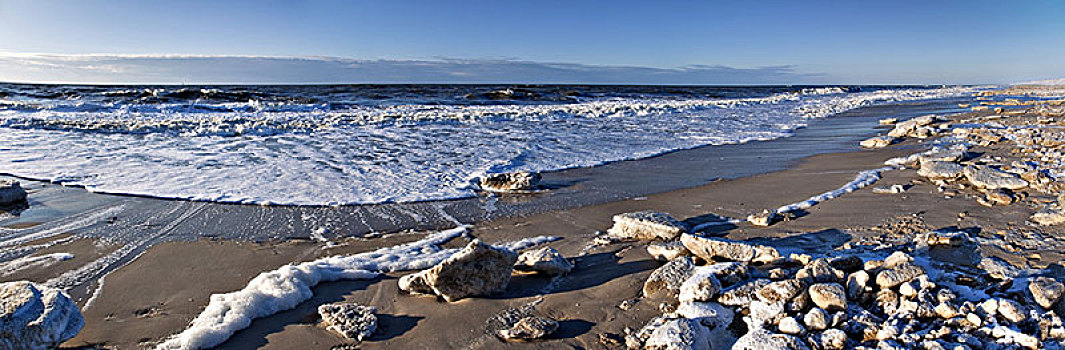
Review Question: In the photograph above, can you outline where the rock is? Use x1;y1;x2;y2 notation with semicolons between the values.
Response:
913;114;940;126
1033;209;1065;226
627;316;669;349
998;298;1027;323
732;328;810;350
803;308;829;331
674;301;733;328
607;211;688;241
919;149;967;163
644;257;696;298
879;118;899;125
808;283;847;312
317;302;377;341
860;136;896;149
778;316;804;335
829;255;864;273
818;329;848;350
514;246;572;275
979;257;1022;280
912;126;936;138
758;279;807;304
497;316;558;341
845;271;870;300
643;318;711;350
747;210;781;226
680;234;780;264
679;266;723;302
749;300;786;327
398;240;517;302
883;251;913;269
0;281;84;350
888;119;920;138
875;263;925;289
872;185;907;194
719;279;770;307
700;262;750;287
918;160;964;179
648;241;692;261
1030;277;1065;309
479;172;541;192
0;179;27;205
964;165;1030;190
795;259;845;283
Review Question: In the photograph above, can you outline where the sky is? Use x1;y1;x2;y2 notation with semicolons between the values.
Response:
0;0;1063;85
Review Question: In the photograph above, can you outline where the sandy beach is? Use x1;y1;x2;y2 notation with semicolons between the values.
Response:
4;85;1065;350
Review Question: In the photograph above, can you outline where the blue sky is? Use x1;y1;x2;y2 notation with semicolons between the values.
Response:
1;0;1063;84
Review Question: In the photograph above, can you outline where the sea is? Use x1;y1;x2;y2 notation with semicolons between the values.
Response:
0;84;982;206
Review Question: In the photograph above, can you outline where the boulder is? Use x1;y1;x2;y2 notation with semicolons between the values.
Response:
497;316;558;341
700;262;750;287
777;316;804;335
818;329;848;350
795;259;845;283
757;279;807;304
875;263;925;289
917;160;964;179
643;257;696;298
318;302;377;341
647;241;692;261
398;240;517;302
860;136;896;149
514;246;572;275
0;281;84;350
607;211;688;241
1029;277;1065;309
803;308;829;331
997;298;1027;323
888;120;920;138
479;172;541;192
680;234;780;264
719;279;771;307
732;327;810;350
642;318;711;350
679;266;723;302
964;165;1029;190
0;179;27;205
808;283;847;312
674;301;733;328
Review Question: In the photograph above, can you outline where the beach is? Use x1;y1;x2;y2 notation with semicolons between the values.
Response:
4;85;1065;349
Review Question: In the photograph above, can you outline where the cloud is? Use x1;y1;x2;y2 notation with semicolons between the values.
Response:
0;53;826;85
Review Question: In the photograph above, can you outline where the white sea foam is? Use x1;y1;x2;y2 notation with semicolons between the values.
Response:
155;226;557;350
0;87;977;205
0;252;73;276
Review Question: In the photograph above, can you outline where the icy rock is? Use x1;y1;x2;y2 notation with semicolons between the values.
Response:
514;246;572;275
643;318;711;350
0;179;27;205
0;281;84;350
674;301;733;328
749;300;786;327
879;118;898;125
758;279;807;304
627;316;669;349
796;259;845;283
875;263;925;289
997;298;1027;323
1029;277;1065;309
680;234;780;264
648;241;692;261
317;302;377;341
747;210;780;227
860;136;896;149
398;239;517;302
919;149;967;163
817;329;848;350
719;279;770;307
607;211;688;241
803;308;829;331
913;114;940;126
808;283;847;312
644;257;696;298
679;266;723;302
732;327;810;350
700;262;750;287
778;316;804;335
479;172;541;192
979;257;1022;280
888;120;921;138
964;165;1029;190
991;325;1040;349
883;251;913;269
918;160;964;179
1033;209;1065;226
845;271;870;300
497;316;558;341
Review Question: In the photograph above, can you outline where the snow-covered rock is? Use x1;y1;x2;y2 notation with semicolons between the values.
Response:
607;211;688;241
514;246;572;275
680;234;779;264
317;302;377;341
860;136;896;149
647;242;692;261
644;257;696;298
964;165;1029;190
0;281;84;350
479;172;541;192
497;316;558;341
399;239;517;302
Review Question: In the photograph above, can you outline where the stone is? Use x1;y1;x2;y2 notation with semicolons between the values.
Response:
747;210;781;226
642;318;711;350
732;328;810;350
979;257;1022;280
1033;209;1065;226
607;211;688;241
0;281;84;350
626;316;669;349
679;266;723;302
700;262;749;287
829;255;864;273
479;172;541;192
749;300;786;327
818;329;848;350
514;246;572;275
985;189;1016;205
964;165;1030;190
998;298;1027;323
883;251;913;269
860;136;896;149
317;302;377;341
719;279;770;307
808;283;847;312
398;240;518;302
643;257;696;298
918;160;964;179
778;316;804;335
1030;277;1065;309
919;149;967;163
888;119;920;138
0;179;27;205
648;241;692;261
845;271;870;300
497;316;558;341
879;118;899;125
758;279;807;304
795;259;845;283
803;308;829;331
875;263;925;289
674;301;733;328
680;234;780;264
